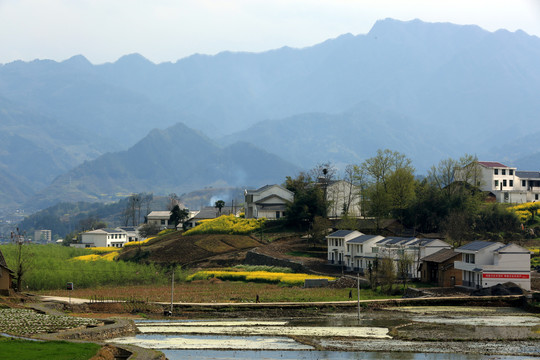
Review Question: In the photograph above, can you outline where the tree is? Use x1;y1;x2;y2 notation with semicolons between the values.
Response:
78;216;106;232
10;228;32;292
387;167;416;224
214;200;225;214
168;193;180;211
169;205;189;228
138;223;160;238
307;216;331;246
284;172;327;230
377;256;396;295
397;250;414;290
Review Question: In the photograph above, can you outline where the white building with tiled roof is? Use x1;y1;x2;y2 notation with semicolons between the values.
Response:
454;240;531;291
456;161;540;203
244;184;294;220
81;228;127;248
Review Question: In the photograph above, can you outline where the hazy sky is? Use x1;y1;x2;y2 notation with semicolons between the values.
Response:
1;0;539;64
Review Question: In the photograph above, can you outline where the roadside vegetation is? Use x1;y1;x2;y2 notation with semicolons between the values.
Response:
187;269;335;286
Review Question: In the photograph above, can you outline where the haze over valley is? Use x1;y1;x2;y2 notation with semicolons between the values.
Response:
1;18;540;215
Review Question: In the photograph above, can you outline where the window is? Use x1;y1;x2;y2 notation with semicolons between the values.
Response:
161;219;165;225
494;180;499;187
509;169;514;175
503;179;507;187
275;211;280;219
502;169;506;175
536;194;539;200
522;180;526;187
494;169;498;175
509;180;513;187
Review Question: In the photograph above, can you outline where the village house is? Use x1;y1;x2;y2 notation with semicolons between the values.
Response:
455;161;540;203
420;248;462;287
117;226;139;242
325;180;362;218
326;230;451;278
81;228;127;248
454;240;531;291
244;184;294;220
146;211;172;230
0;249;13;295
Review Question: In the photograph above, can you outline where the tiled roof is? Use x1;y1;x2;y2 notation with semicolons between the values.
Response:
348;235;382;244
421;248;460;263
383;237;417;245
328;230;355;238
147;211;171;218
457;240;500;251
477;161;508;168
516;171;540;179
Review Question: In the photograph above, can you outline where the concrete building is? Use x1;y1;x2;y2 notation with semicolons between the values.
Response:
244;184;294;220
81;228;127;248
326;180;362;218
455;161;540;203
326;230;450;278
34;229;52;243
454;241;531;291
146;211;172;230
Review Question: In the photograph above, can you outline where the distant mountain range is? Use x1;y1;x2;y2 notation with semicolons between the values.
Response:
28;123;299;210
1;18;540;211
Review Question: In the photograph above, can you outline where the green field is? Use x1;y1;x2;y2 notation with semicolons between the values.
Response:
0;337;100;360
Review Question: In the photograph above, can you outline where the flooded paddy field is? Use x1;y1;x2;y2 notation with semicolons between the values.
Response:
109;306;540;358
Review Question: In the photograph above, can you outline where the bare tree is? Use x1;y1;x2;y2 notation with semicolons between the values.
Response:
11;228;32;292
168;193;180;211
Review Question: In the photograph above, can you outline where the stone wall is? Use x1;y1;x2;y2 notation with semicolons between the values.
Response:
244;250;305;272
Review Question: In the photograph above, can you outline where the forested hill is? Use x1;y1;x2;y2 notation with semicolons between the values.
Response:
27;122;299;210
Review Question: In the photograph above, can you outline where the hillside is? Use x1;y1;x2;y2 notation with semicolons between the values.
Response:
119;233;264;266
27;122;299;210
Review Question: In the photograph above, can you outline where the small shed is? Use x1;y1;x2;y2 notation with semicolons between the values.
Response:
0;249;14;295
420;248;462;287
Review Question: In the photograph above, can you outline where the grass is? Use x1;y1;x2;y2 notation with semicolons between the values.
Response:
0;244;180;290
38;281;399;303
0;337;100;360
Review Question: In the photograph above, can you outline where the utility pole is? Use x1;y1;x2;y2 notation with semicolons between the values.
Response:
170;268;174;315
357;272;361;321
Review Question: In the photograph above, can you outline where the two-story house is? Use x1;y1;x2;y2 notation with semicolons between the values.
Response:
456;161;540;203
81;228;127;248
454;240;531;290
146;211;172;230
244;184;294;220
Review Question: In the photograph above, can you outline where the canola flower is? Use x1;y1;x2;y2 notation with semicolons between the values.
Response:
508;202;540;223
90;247;122;253
124;237;156;247
71;252;118;262
184;215;265;235
187;270;335;286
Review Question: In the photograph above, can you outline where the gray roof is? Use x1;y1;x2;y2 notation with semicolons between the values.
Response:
457;240;498;251
328;230;355;238
516;171;540;179
408;238;439;246
0;249;10;270
348;235;381;244
383;236;416;245
421;248;460;263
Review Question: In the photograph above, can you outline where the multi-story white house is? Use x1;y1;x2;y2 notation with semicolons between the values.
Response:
244;184;294;220
454;240;531;291
326;180;362;218
81;228;127;248
456;161;540;203
33;229;52;243
326;230;450;278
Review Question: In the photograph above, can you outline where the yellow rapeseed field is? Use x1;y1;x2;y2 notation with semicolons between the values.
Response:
187;270;335;286
184;215;265;235
123;237;156;247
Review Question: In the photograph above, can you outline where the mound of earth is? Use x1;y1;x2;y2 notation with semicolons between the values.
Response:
119;232;264;265
471;282;525;296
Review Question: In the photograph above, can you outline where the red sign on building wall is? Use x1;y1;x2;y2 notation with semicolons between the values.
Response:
482;273;529;279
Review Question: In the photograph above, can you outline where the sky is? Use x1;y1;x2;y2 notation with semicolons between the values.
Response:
1;0;539;65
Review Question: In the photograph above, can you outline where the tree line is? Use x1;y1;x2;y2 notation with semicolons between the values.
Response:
284;149;523;246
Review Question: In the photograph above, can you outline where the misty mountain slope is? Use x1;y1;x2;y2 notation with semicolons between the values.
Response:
0;96;106;206
221;102;445;171
28;122;299;210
